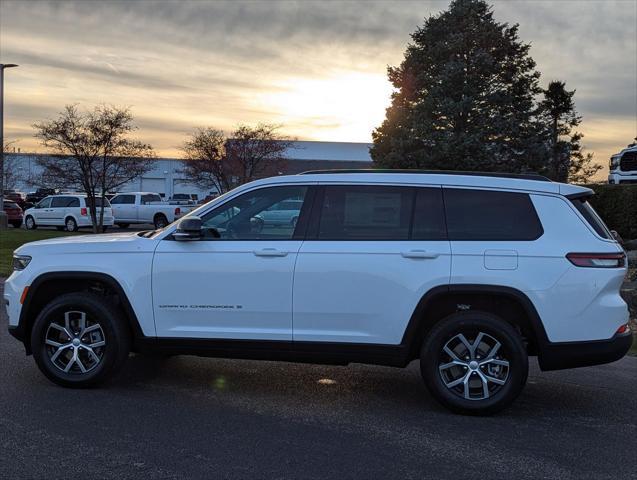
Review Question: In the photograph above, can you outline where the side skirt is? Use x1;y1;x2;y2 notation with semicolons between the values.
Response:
135;338;411;368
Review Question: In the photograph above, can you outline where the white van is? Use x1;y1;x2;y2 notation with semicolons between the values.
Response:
23;195;114;232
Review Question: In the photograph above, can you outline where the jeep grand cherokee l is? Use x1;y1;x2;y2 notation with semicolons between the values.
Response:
4;171;632;414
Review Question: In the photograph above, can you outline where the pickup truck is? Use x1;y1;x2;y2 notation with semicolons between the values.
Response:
109;192;194;229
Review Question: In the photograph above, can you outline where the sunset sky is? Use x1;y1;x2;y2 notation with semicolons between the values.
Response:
1;0;636;177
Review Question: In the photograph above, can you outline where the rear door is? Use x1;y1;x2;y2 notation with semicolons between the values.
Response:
293;184;451;345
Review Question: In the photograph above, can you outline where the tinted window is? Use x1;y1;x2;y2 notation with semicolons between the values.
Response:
571;198;613;239
318;186;412;240
444;188;543;240
85;197;111;208
37;197;52;208
201;186;308;240
51;196;78;208
111;194;135;205
412;188;447;240
141;194;161;204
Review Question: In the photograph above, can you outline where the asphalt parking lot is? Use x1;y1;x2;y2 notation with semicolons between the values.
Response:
1;282;635;480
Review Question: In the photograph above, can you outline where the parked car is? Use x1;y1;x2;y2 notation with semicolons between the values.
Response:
3;191;30;210
109;192;194;229
169;193;198;204
23;194;114;232
608;143;637;184
253;198;303;230
26;188;58;204
4;171;632;415
2;200;23;228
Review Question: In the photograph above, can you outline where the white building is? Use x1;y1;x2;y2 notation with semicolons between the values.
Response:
5;140;373;199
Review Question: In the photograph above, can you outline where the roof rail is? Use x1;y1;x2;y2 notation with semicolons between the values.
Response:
298;169;551;182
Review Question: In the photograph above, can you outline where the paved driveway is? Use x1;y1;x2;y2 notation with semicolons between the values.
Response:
1;281;635;479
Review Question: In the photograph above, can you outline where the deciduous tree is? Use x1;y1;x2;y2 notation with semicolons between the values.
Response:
33;105;155;232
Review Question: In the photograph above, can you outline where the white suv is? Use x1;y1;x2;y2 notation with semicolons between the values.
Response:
23;194;114;232
4;171;632;414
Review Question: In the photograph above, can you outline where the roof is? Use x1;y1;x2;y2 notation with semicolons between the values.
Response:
247;171;592;197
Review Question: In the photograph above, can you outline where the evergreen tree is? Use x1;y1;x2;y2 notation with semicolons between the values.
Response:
538;80;601;183
371;0;543;173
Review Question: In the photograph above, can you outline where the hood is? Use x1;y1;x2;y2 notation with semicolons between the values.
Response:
15;232;157;255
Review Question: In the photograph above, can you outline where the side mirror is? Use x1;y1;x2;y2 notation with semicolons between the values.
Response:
174;216;203;241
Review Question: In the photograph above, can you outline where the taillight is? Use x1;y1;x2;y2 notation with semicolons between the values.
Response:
616;324;630;335
174;207;181;215
566;252;625;268
80;207;87;216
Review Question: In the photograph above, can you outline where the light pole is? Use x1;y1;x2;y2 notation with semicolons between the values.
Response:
0;63;19;230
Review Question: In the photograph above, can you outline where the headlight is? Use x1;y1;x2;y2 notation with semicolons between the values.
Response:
12;255;32;271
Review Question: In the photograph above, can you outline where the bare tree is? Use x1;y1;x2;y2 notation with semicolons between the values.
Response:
178;127;231;194
225;124;292;185
178;124;293;194
33;105;155;232
2;141;23;191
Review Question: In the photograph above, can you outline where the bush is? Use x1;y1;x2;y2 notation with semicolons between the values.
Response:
582;184;637;241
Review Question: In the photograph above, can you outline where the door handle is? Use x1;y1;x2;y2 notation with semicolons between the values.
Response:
253;248;288;257
401;250;439;259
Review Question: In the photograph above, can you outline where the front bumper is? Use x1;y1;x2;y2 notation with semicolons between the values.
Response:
538;331;633;371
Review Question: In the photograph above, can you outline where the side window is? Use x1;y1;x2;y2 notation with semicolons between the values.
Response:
38;197;52;208
200;186;308;240
50;197;69;208
68;197;80;207
443;188;543;240
317;185;413;240
141;194;161;204
412;188;447;240
112;195;135;205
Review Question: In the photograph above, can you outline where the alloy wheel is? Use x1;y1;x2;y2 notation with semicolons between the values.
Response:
438;331;510;401
44;311;106;374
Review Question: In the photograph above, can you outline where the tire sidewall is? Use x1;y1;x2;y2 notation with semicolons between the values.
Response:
25;216;36;230
421;312;528;415
31;294;127;387
65;217;78;232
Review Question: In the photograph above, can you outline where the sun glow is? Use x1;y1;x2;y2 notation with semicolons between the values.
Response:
259;72;393;142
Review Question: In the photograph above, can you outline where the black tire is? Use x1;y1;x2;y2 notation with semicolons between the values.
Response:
153;214;168;229
102;226;109;233
10;220;22;228
116;223;130;229
420;311;528;415
25;215;37;230
30;293;131;388
65;216;78;232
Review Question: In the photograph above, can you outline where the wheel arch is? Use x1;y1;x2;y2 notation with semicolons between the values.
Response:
18;271;144;354
402;284;549;361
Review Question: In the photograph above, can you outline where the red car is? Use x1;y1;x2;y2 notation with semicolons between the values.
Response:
3;200;23;228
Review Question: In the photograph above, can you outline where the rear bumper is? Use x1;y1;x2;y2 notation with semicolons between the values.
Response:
538;331;633;371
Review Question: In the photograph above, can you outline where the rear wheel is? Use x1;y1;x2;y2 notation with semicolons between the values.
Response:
65;217;78;232
153;214;168;229
420;311;528;415
25;215;36;230
116;223;130;229
30;293;131;388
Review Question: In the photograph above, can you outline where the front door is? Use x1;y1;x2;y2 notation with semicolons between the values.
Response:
152;184;313;340
110;194;137;222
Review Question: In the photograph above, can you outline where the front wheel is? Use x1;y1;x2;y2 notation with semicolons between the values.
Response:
30;293;131;388
25;215;37;230
420;311;528;415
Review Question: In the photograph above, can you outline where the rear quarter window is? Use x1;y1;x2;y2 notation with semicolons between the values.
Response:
443;188;543;241
570;198;613;239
